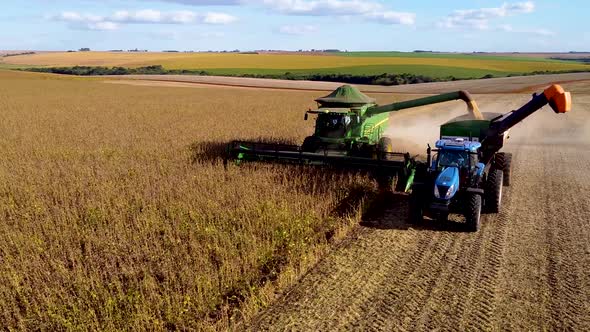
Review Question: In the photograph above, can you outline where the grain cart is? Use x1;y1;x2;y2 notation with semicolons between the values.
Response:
409;84;571;232
228;85;482;192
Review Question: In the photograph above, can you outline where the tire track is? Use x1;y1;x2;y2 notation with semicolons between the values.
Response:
354;229;458;331
250;93;590;331
543;148;590;331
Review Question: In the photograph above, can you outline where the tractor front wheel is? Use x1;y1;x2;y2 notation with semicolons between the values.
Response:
465;193;482;232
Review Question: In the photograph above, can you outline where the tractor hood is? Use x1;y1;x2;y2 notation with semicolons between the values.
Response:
434;167;460;200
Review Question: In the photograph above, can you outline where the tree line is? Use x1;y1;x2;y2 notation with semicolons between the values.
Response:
20;65;590;86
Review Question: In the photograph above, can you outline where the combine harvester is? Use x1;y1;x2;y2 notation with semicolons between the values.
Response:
228;85;482;192
409;84;572;231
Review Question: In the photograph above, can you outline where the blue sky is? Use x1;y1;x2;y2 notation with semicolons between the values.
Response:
1;0;588;51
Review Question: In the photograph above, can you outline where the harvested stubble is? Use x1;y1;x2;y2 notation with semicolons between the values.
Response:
0;71;375;330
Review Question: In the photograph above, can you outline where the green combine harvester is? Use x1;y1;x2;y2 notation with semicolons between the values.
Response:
228;85;482;191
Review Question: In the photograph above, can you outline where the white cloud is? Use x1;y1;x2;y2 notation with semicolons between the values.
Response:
278;24;318;35
500;24;555;36
51;9;237;30
87;22;119;31
73;0;413;25
438;1;535;30
259;0;381;15
365;11;415;25
256;0;415;25
160;0;240;4
202;12;237;24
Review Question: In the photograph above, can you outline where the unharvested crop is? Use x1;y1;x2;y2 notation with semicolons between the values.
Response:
0;70;385;330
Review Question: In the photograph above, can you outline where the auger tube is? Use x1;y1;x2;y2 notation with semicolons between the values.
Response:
366;90;483;119
486;84;571;137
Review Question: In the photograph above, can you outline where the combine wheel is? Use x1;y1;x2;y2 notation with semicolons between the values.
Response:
495;152;513;186
376;136;395;191
378;136;393;156
302;136;319;152
485;169;503;213
408;186;424;225
464;193;482;232
376;174;395;191
394;172;408;192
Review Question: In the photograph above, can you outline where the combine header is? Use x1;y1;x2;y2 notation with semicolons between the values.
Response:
409;84;572;231
228;85;482;191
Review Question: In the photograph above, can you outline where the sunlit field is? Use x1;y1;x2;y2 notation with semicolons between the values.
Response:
0;70;384;330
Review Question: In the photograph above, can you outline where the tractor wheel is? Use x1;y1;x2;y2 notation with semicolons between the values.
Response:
464;193;482;232
302;136;319;152
408;187;424;224
495;152;513;186
485;168;503;213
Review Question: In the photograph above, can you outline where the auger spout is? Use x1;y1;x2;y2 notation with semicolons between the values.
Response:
366;90;482;119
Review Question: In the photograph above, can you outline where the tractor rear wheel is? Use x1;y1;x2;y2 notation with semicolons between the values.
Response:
495;152;512;186
485;168;503;213
408;186;424;225
465;193;482;232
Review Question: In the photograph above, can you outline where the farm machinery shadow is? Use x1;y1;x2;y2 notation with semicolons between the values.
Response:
354;191;469;232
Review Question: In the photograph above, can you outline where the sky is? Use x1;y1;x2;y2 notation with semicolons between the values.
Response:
1;0;588;52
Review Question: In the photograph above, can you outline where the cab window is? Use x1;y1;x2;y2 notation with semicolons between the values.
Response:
438;150;470;168
317;114;351;138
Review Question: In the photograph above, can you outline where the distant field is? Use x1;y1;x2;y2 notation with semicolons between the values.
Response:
3;51;589;79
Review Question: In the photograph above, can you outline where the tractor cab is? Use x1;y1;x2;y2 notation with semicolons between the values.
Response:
429;138;485;202
432;139;481;171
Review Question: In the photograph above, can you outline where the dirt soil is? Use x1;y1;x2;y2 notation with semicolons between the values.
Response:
244;81;590;331
106;72;590;94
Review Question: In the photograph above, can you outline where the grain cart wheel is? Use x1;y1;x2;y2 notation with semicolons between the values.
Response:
502;153;512;186
485;169;503;213
408;186;424;225
376;136;395;191
465;193;482;232
495;152;513;186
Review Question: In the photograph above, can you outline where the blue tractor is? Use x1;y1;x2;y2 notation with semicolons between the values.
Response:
409;84;571;232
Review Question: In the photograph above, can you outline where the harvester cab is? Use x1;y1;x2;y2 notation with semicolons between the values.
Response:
410;84;571;232
228;84;486;192
301;85;381;154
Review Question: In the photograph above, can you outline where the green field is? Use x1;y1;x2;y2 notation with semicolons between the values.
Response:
336;51;562;61
3;51;589;80
201;65;513;79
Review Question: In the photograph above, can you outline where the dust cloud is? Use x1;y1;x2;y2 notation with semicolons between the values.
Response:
385;103;473;157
